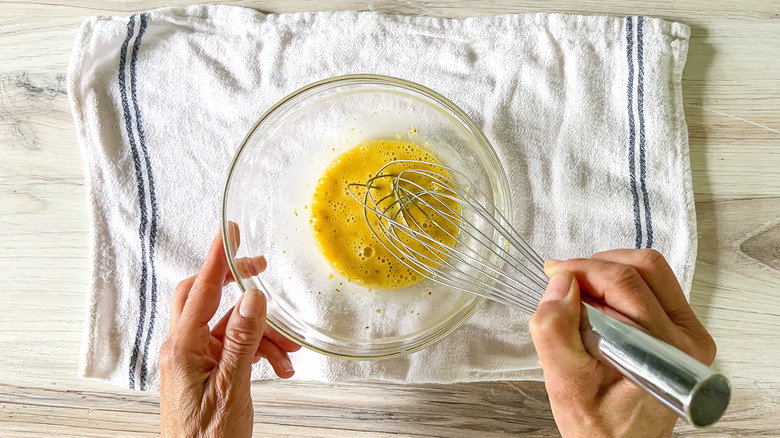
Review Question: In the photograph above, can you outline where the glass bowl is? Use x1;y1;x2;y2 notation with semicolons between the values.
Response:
222;74;510;359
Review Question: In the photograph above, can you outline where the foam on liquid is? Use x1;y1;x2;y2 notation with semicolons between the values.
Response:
310;139;458;289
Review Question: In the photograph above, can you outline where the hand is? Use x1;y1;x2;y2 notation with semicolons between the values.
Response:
159;226;302;438
529;249;716;438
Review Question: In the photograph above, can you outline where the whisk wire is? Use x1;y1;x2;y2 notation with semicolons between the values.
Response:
396;164;548;291
347;160;547;310
348;178;537;311
358;179;536;309
392;182;546;301
396;166;547;278
395;176;548;292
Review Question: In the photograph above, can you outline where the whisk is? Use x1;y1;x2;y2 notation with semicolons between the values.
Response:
348;160;730;428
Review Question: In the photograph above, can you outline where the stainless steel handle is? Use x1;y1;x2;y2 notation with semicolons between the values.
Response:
582;304;730;427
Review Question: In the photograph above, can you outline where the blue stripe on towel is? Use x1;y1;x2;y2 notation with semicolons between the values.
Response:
626;17;642;249
119;14;148;391
636;16;654;248
130;13;157;392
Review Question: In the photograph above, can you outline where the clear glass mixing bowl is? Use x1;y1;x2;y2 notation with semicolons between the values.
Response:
222;74;510;359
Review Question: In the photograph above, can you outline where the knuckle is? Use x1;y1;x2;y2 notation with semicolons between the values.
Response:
629;301;651;323
235;256;267;278
174;282;188;296
668;327;717;365
235;258;250;278
158;341;174;371
528;313;542;337
167;309;178;328
637;248;669;272
215;369;232;396
619;263;649;287
198;276;225;292
225;325;261;348
700;333;718;365
530;304;570;339
608;264;644;289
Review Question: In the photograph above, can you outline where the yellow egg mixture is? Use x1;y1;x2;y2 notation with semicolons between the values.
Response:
310;139;459;289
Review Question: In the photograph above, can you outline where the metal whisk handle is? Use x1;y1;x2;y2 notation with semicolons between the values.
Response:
582;304;730;427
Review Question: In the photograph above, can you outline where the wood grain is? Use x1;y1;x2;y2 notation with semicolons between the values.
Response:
1;0;779;436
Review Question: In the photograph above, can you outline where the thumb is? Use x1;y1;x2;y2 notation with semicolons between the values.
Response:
220;289;267;379
529;269;593;375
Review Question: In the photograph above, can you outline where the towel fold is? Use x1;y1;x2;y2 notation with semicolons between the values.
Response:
68;5;694;391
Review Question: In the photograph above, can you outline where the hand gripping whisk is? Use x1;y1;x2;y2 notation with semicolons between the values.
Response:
348;160;730;427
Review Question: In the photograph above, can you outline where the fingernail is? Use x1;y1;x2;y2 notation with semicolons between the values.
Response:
544;259;562;269
239;289;263;318
281;355;294;374
544;271;573;302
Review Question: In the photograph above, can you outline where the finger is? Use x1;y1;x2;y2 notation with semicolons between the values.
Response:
590;249;716;363
228;256;268;283
179;227;234;328
589;249;697;325
212;304;301;355
170;275;196;333
211;306;234;338
530;270;594;377
219;289;267;381
222;221;243;284
223;220;241;254
544;257;675;338
263;325;302;353
255;337;295;379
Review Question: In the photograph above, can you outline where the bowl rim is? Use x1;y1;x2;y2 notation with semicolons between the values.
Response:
221;73;510;360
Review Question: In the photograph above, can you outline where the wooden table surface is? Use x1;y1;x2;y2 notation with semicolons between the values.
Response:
1;1;779;436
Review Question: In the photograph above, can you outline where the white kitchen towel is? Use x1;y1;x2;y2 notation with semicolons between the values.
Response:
68;5;695;391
